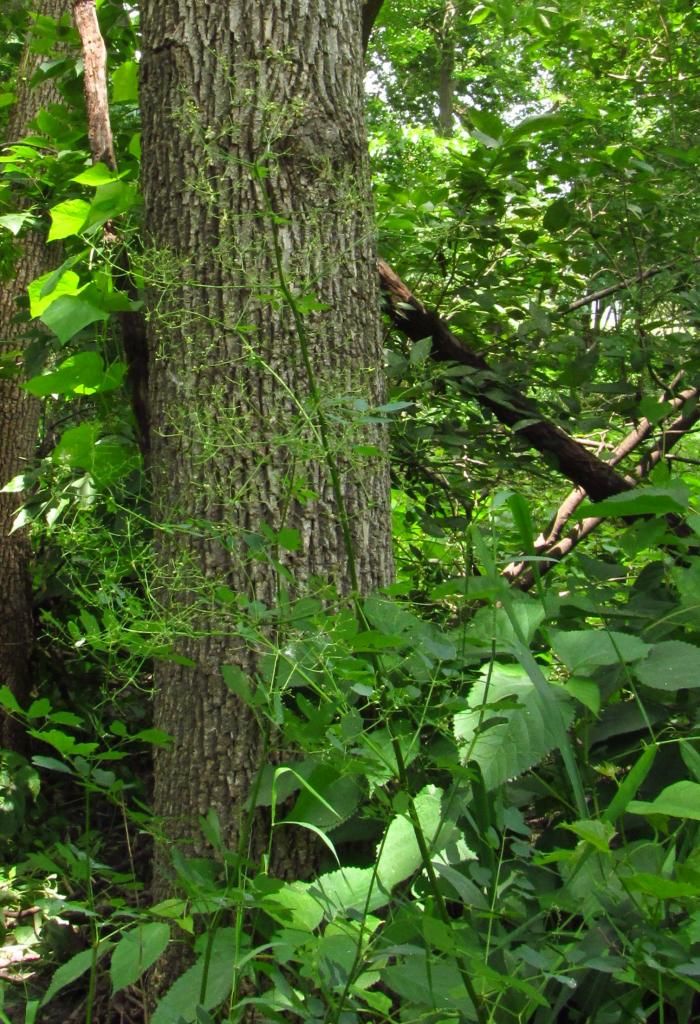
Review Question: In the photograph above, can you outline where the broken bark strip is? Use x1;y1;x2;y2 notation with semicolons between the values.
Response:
505;392;700;589
73;0;116;170
378;259;632;501
72;0;149;453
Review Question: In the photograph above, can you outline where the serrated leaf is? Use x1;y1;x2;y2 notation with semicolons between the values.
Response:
111;923;170;994
454;663;575;789
634;641;700;691
151;928;236;1024
41;943;112;1006
551;630;650;673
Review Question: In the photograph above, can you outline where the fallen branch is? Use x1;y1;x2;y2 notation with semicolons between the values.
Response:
378;259;632;501
505;391;700;589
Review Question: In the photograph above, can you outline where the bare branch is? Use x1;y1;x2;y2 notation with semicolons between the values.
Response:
505;390;700;589
378;259;633;501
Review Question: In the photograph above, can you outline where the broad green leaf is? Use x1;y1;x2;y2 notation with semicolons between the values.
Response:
151;928;237;1024
285;765;361;830
111;923;170;994
302;786;452;918
634;641;700;691
563;677;600;714
551;630;650;673
623;873;700;899
543;197;571;232
577;484;688;519
40;294;109;344
454;663;575;790
260;881;324;932
559;819;615;853
47;198;90;241
112;60;139;103
85;182;138;229
0;211;36;235
41;943;112;1006
628;781;700;821
469;108;504;144
24;352;105;397
28;269;83;318
72;162;121;186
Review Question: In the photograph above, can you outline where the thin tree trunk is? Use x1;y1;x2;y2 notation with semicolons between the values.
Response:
0;1;69;751
140;0;393;897
437;1;458;137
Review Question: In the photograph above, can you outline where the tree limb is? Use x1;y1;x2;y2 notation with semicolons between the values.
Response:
363;0;385;53
378;259;633;501
504;390;700;588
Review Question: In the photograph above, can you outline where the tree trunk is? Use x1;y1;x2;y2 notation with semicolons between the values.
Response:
437;1;457;137
0;1;68;751
140;0;393;888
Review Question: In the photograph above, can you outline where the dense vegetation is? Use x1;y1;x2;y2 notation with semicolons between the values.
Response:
0;1;698;1022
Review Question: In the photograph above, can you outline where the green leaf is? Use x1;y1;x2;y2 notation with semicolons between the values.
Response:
634;641;700;691
260;880;324;932
454;663;575;790
112;60;139;103
469;108;504;146
543;197;571;232
623;873;700;899
409;337;432;365
562;677;600;714
151;928;237;1024
559;819;615;853
47;199;90;241
28;269;84;318
40;295;109;344
0;211;37;235
72;162;122;186
111;923;170;994
41;943;112;1006
24;352;105;397
84;182;137;229
628;781;700;821
577;484;688;518
551;630;650;673
302;786;453;918
603;744;657;823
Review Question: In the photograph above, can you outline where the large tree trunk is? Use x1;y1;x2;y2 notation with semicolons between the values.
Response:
0;1;68;751
140;0;392;887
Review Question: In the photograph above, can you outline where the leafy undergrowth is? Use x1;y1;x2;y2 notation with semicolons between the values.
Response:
2;512;699;1023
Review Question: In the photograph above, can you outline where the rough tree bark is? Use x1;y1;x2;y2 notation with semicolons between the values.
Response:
0;0;69;751
140;0;393;888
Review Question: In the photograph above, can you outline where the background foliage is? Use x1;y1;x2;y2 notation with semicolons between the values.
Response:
0;1;698;1022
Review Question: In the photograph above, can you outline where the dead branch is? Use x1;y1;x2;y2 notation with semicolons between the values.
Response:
505;391;700;589
378;259;633;501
